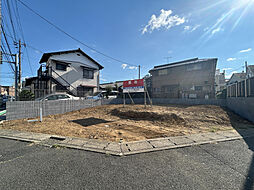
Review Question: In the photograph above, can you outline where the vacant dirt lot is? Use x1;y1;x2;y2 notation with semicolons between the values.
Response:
1;104;254;142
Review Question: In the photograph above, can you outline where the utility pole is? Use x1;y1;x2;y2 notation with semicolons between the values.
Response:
138;65;140;79
164;57;172;64
0;0;2;82
15;54;18;100
245;61;248;77
1;52;19;100
18;40;22;92
0;0;1;50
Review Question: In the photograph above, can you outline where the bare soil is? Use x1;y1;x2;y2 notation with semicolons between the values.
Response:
1;104;254;142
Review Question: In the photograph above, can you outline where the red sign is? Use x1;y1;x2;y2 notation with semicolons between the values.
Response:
123;79;144;93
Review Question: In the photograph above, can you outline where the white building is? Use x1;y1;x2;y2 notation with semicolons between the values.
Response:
215;69;226;93
247;65;254;78
26;49;103;98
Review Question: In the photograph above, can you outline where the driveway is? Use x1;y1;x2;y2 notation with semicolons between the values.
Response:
0;137;254;190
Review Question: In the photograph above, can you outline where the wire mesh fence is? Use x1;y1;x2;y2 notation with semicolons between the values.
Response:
6;99;102;120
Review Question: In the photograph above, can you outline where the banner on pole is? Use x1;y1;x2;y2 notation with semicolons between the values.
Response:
123;79;144;93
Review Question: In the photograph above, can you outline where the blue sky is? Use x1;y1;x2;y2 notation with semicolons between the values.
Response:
1;0;254;86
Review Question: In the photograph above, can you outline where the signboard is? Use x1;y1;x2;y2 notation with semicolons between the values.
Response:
123;79;144;93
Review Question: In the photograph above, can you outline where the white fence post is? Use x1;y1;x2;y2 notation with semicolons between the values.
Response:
245;79;247;97
236;83;238;97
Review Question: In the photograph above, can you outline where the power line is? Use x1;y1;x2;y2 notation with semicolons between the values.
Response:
3;27;44;54
5;0;18;41
13;0;25;40
2;16;13;42
1;45;15;72
1;25;15;63
17;0;138;67
13;0;33;75
25;44;43;53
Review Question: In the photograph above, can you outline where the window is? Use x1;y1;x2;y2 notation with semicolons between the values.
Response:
56;84;65;91
83;68;94;79
153;88;160;92
57;94;70;100
45;95;58;100
194;86;203;91
186;64;202;71
77;86;93;97
158;69;167;76
56;63;67;71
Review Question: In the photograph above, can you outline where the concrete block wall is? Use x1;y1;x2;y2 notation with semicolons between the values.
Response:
226;97;254;123
6;98;254;124
102;98;226;106
152;98;226;106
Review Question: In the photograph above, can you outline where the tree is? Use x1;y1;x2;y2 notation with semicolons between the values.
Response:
105;85;113;99
19;90;35;101
114;83;118;91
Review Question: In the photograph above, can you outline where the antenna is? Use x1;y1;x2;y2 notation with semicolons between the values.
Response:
164;57;172;64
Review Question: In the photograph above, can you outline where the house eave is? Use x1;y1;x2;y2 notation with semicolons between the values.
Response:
39;48;104;70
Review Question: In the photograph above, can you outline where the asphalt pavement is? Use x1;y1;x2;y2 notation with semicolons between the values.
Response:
0;137;254;190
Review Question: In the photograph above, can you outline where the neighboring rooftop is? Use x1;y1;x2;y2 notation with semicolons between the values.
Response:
150;57;218;71
100;80;124;85
232;73;246;79
39;48;103;70
228;72;247;84
248;65;254;73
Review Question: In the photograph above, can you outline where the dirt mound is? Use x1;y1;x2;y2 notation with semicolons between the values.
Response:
110;108;185;124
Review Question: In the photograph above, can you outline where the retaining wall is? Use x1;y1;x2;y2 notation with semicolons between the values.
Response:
226;97;254;123
102;98;226;106
6;98;254;123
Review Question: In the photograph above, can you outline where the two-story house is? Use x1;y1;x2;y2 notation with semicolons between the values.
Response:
25;49;103;98
247;65;254;78
149;58;217;99
227;72;246;85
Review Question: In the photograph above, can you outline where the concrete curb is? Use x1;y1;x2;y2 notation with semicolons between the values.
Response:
0;129;254;156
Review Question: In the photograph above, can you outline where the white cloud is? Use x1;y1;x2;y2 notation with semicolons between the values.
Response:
239;48;252;53
100;78;107;82
227;58;236;61
184;26;191;31
191;24;201;32
211;27;223;34
129;66;138;70
222;68;232;71
21;76;29;81
168;50;173;54
121;64;127;69
142;9;185;34
184;24;201;32
121;64;138;70
204;27;209;31
225;71;237;79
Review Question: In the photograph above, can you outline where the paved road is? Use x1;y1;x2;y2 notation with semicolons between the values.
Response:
0;137;254;190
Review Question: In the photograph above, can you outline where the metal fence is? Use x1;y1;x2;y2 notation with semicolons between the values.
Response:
6;99;102;120
227;76;254;98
